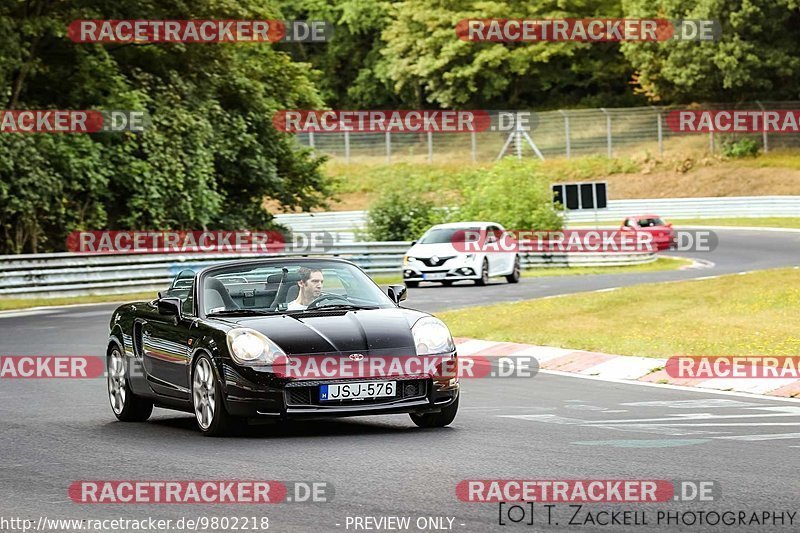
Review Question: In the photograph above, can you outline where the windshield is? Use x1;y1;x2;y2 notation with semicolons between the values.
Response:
419;227;481;244
638;218;666;227
201;260;394;315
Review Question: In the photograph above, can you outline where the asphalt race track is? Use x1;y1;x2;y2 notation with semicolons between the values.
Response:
1;228;799;532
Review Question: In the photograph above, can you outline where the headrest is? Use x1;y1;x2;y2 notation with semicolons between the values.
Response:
286;285;300;301
266;272;304;284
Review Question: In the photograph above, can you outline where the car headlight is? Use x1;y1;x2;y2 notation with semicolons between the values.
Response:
404;256;417;265
412;317;455;355
226;328;286;366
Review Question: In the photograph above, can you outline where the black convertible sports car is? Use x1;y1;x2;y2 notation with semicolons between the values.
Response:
106;258;460;436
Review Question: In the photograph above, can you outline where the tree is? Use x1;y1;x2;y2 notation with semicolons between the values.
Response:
378;0;642;109
0;0;331;253
275;0;403;108
620;0;800;102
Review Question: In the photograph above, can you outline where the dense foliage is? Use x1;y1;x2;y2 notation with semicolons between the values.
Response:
279;0;800;109
366;191;445;241
0;0;329;253
365;159;564;240
2;0;798;252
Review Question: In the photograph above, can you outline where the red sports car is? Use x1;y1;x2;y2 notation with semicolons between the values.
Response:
620;215;676;251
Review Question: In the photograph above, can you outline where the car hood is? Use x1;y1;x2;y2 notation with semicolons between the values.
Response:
407;242;462;258
222;307;428;356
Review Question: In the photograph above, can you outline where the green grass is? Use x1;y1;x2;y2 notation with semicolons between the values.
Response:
440;267;800;358
0;292;157;312
568;218;800;229
370;256;690;285
670;217;800;229
736;151;800;169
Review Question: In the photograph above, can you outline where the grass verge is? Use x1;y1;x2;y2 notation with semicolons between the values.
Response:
568;218;800;229
316;152;800;212
439;267;800;357
0;292;156;312
0;257;691;311
670;217;800;229
370;256;691;285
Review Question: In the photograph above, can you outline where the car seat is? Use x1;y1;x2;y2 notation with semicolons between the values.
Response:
204;277;239;312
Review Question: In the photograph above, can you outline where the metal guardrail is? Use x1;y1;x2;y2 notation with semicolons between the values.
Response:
0;242;654;298
565;195;800;222
2;195;793;298
274;196;800;240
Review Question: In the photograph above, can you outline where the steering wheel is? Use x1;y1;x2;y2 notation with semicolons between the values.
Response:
306;293;351;310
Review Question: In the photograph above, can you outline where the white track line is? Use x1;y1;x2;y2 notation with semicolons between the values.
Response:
538;369;800;404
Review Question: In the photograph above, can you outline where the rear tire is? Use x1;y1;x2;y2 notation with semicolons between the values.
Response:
506;255;521;283
475;259;489;286
405;281;419;288
107;346;153;422
441;280;453;286
410;395;459;428
192;354;241;437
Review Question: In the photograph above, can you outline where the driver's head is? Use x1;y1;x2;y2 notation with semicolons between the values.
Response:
297;267;323;302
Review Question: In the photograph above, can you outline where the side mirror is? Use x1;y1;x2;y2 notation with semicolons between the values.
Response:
411;240;417;246
387;284;407;304
157;297;181;318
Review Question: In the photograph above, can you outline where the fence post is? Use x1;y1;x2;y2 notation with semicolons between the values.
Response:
344;131;351;163
756;100;768;153
559;110;571;158
385;131;391;163
514;112;523;159
427;130;433;163
308;131;315;153
652;106;663;156
470;131;477;162
709;129;714;153
600;108;612;157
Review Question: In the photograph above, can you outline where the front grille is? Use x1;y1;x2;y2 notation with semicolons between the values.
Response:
285;378;428;406
419;256;455;267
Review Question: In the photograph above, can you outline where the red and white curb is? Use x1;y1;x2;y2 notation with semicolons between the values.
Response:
454;338;800;398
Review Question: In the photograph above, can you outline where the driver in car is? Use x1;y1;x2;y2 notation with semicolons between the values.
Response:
287;267;324;310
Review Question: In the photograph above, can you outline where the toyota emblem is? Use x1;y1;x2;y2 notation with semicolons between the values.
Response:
349;353;365;361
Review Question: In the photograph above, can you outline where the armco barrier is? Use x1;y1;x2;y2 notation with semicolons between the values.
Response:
0;243;653;298
274;196;800;241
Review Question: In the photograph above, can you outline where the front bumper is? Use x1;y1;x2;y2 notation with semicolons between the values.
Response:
219;361;460;419
403;265;479;282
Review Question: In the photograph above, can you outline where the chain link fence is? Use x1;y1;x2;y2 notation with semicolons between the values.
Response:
293;101;800;163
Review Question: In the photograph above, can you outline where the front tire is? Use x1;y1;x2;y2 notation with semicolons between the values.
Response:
410;395;459;428
192;354;240;437
405;281;419;288
475;259;489;286
506;255;521;283
107;346;153;422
